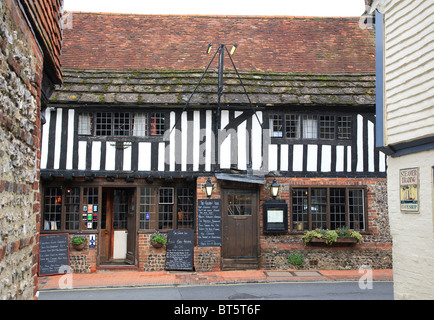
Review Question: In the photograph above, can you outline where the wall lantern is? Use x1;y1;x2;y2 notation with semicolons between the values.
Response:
204;178;214;198
270;179;280;198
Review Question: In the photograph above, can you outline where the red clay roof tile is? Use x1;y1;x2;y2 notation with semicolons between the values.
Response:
61;12;375;73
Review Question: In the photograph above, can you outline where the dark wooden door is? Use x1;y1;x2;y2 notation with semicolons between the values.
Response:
125;190;136;265
100;189;113;263
222;189;259;270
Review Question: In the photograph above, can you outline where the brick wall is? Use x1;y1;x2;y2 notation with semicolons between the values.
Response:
260;177;392;270
0;0;62;300
68;235;97;273
139;233;167;271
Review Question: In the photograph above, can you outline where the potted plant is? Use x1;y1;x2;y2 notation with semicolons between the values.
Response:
72;235;87;251
150;231;167;248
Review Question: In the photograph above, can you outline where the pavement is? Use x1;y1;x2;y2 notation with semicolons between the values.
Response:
37;269;393;291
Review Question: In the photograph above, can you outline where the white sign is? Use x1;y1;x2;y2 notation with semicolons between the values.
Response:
267;209;284;223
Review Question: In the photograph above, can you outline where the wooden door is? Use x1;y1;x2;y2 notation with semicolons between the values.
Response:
100;190;113;263
125;190;136;265
99;188;136;265
222;189;259;270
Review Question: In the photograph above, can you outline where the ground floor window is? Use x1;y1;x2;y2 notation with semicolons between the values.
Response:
43;186;100;232
140;186;194;231
43;183;195;233
43;187;62;231
291;187;366;231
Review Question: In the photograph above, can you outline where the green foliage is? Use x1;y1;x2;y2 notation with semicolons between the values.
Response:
324;230;338;244
151;231;167;246
301;230;324;244
287;253;304;267
72;235;86;245
302;227;363;245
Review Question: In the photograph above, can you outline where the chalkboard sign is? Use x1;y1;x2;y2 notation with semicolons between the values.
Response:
165;230;194;271
39;233;70;276
198;199;222;247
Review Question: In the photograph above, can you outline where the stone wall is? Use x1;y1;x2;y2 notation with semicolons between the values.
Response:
0;0;44;300
260;177;392;270
68;235;96;273
139;234;166;271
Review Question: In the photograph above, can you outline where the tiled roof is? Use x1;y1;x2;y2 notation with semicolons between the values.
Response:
20;0;63;83
50;69;375;107
61;12;375;74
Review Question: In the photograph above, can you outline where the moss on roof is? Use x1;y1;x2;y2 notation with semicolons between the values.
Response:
50;69;375;107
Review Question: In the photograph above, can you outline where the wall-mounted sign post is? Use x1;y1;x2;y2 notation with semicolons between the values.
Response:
263;200;288;233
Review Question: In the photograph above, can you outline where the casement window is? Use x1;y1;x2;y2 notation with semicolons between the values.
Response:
285;114;301;138
303;115;318;139
139;186;195;231
337;116;352;139
43;187;63;231
291;187;366;231
269;113;352;141
78;113;92;135
150;113;165;136
78;111;165;137
43;186;99;232
270;114;283;137
64;187;80;230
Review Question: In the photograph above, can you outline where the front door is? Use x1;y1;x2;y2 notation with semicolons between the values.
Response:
100;188;136;265
222;189;259;270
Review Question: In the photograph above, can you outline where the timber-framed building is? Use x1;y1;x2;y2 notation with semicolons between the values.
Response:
40;13;391;272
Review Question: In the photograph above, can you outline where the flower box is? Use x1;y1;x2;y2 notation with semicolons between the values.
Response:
308;236;358;245
302;228;362;246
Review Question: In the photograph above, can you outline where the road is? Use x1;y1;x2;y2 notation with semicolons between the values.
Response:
38;280;393;300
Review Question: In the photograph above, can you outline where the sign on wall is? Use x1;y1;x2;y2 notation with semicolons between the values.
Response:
400;167;419;212
198;199;222;247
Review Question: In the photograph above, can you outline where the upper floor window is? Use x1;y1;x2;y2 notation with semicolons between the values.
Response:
78;111;165;137
270;113;352;141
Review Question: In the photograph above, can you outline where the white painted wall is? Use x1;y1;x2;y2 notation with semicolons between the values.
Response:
384;0;434;145
381;0;434;300
387;150;434;299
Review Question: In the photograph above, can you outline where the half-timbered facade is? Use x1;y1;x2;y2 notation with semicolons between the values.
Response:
40;13;391;272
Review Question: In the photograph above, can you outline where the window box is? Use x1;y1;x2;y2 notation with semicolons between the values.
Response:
302;228;362;246
308;236;359;245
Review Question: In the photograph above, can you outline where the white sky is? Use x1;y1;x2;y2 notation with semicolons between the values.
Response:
63;0;366;17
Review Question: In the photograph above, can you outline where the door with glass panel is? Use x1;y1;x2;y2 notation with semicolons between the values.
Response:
222;189;259;270
100;188;136;265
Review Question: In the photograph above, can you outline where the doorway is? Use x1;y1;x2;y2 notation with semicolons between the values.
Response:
222;188;259;270
100;188;137;265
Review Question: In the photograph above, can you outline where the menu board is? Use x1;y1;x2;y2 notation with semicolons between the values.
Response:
165;230;194;271
198;199;222;247
39;233;70;276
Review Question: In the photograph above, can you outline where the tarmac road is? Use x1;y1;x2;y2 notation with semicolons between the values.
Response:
38;280;394;300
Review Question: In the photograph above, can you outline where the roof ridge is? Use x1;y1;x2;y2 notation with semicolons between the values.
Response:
65;11;360;20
